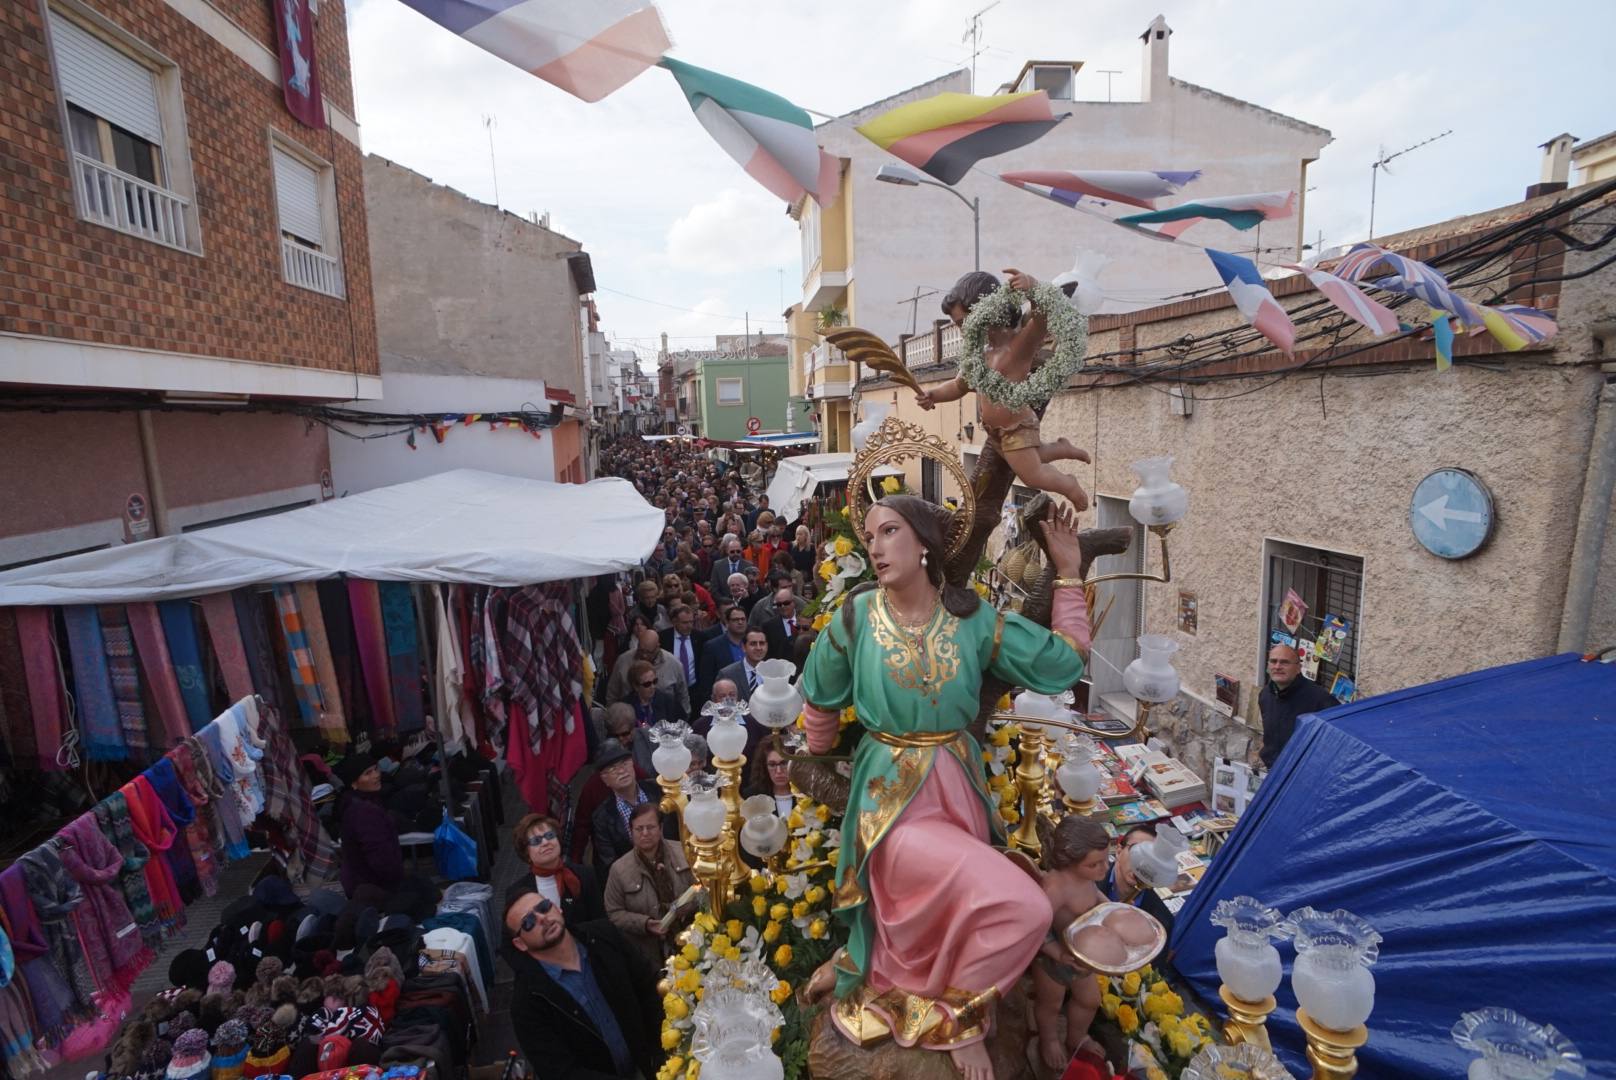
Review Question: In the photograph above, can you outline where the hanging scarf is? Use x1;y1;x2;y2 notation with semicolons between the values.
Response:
56;815;150;990
634;846;676;907
15;844;96;1016
126;602;190;751
120;778;184;927
315;579;367;734
145;758;203;902
231;591;283;716
346;581;395;733
378;583;425;733
160;749;220;897
449;586;485;748
98;605;150;758
92;793;160;945
0;609;39;768
269;586;322;728
157;600;212;731
0;916;45;1078
183;737;247;860
253;703;337;884
531;862;582;900
0;866;74;1043
212;701;264;824
197;594;255;704
62;605;126;761
14;608;67;772
294;583;349;747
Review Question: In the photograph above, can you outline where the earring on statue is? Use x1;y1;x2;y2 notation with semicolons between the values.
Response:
920;552;928;568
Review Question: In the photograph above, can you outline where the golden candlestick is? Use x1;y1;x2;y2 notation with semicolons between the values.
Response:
1061;793;1098;816
1010;726;1048;853
657;775;689;848
1296;1009;1369;1080
713;751;748;880
688;833;735;915
1218;985;1277;1051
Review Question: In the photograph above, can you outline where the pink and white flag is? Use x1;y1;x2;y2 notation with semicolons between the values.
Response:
1207;248;1295;354
1283;264;1399;337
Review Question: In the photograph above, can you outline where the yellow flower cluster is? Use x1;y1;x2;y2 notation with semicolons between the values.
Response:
1096;963;1215;1067
880;475;902;495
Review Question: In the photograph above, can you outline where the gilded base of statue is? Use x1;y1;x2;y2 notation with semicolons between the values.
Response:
807;982;1035;1080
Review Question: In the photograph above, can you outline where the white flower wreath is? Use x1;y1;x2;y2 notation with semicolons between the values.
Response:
958;281;1089;410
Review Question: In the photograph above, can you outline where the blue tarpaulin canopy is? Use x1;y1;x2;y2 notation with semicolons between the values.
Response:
1169;653;1616;1078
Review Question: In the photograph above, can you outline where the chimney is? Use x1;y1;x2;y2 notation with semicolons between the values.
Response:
660;332;669;355
1140;15;1170;103
1527;133;1576;198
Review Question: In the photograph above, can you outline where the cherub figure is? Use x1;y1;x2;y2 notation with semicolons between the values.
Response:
916;269;1091;510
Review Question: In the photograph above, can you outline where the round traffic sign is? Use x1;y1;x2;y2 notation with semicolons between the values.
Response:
1409;468;1494;559
746;416;761;434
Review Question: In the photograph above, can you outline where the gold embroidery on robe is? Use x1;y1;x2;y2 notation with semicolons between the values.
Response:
869;591;961;699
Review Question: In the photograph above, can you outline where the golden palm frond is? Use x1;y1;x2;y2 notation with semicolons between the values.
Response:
822;326;923;395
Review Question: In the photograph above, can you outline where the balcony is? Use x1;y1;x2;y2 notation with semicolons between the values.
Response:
281;237;345;298
807;344;852;400
73;153;194;252
895;321;963;370
803;262;853;312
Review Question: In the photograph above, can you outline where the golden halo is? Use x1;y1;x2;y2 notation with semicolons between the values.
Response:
846;416;974;562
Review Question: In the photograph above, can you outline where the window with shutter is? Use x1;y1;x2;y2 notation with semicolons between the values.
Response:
272;148;323;247
48;11;163;145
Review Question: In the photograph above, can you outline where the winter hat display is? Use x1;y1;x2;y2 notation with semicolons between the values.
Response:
207;962;236;996
165;1029;213;1080
240;1021;289;1079
209;1019;249;1080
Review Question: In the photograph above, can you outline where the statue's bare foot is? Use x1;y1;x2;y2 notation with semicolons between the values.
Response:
1045;438;1091;464
1039;1030;1069;1071
804;957;837;1004
950;1040;995;1080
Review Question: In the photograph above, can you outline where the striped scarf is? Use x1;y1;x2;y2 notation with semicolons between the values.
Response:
294;582;348;747
270;586;322;728
98;605;149;757
92;793;160;945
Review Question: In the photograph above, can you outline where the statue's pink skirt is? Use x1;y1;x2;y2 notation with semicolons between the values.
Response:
864;750;1052;1000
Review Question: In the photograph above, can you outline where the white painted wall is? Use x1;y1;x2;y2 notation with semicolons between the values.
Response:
328;370;558;494
808;24;1331;348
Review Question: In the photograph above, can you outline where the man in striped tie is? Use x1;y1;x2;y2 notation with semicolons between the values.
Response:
659;604;712;700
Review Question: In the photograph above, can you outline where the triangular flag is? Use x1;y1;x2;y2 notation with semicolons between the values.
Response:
1206;248;1295;354
856;90;1063;185
1118;191;1295;235
999;168;1202;210
1281;264;1399;337
660;57;839;207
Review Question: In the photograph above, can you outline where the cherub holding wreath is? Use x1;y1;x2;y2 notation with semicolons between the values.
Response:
916;268;1092;510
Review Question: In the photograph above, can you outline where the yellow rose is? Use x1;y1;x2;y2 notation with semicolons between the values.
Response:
989;727;1011;747
672;955;690;971
1117;1003;1139;1035
827;848;840;867
1121;971;1141;997
787;809;805;830
661;1027;682;1051
996;693;1012;711
749;874;768;895
808;919;827;939
791;900;810;919
814;804;830;822
1168;1029;1195;1059
710;934;731;953
663;1056;684;1079
775;876;789;894
974;581;990;598
770;980;792;1005
1095;974;1110;993
811;612;832;631
1100;993;1120;1018
833;536;853;557
774;944;793;967
1001;807;1020;825
723;947;740;962
664;994;689;1020
763;921;781;943
685;1060;700;1080
881;476;901;494
676;970;700;993
694;912;717;933
805;885;826;906
680;943;700;964
725;919;744;941
818;559;837;582
769;902;790;922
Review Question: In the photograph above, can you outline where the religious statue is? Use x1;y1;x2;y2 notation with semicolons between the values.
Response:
914;269;1093;512
796;479;1095;1080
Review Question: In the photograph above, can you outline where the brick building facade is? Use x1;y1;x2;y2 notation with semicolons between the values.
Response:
0;0;378;565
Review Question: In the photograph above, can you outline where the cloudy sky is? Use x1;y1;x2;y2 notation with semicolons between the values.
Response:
346;0;1615;368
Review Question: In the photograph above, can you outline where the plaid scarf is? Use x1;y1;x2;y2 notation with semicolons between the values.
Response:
501;584;583;753
98;605;149;758
93;792;160;945
162;748;220;896
253;704;337;884
16;845;96;1016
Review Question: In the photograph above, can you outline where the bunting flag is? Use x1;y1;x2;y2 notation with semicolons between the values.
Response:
856;90;1064;185
398;0;670;103
1280;264;1400;337
660;57;839;207
1430;309;1455;371
1117;190;1296;238
999;168;1202;210
1206;248;1295;354
1330;244;1484;329
1484;304;1558;348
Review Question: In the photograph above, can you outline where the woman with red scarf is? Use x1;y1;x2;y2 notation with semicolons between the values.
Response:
514;812;604;929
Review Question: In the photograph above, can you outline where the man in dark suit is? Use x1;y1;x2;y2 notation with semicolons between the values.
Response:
760;587;800;661
660;603;713;702
621;659;677;731
588;742;661;881
696;603;749;706
504;885;661;1080
717;627;771;705
708;535;756;598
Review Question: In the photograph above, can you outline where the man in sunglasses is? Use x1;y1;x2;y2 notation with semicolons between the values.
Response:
504;885;661;1079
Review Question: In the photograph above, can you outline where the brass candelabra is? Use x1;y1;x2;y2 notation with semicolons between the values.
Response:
1297;1009;1369;1080
1218;985;1277;1051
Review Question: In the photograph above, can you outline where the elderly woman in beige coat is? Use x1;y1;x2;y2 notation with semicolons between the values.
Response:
604;802;697;969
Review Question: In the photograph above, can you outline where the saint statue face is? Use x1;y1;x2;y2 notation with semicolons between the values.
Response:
863;504;925;590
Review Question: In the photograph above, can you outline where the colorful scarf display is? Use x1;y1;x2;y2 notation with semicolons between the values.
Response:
346;581;395;733
197;594;254;704
253;703;336;884
157;601;212;732
231;591;282;715
62;606;125;762
15;845;96;1016
120;777;184;927
294;583;348;745
315;580;366;732
155;752;218;898
379;582;425;733
98;605;149;757
0;865;75;1041
126;602;190;750
270;586;322;728
0;609;40;767
92;792;161;945
55;815;150;991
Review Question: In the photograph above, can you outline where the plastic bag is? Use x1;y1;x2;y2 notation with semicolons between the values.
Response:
433;810;477;881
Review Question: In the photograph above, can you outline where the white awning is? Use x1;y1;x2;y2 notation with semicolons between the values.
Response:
0;469;663;605
765;453;902;525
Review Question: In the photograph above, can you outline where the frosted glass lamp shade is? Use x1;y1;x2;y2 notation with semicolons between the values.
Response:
1123;634;1181;703
708;716;748;761
684;790;728;841
653;742;692;781
1127;455;1188;525
1056;759;1103;802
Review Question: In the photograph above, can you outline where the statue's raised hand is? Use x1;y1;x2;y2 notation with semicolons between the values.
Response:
1003;267;1037;293
1037;503;1084;578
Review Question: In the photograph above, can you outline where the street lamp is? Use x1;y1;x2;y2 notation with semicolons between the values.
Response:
875;164;980;271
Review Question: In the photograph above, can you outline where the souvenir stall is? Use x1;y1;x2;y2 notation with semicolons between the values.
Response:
0;470;662;1078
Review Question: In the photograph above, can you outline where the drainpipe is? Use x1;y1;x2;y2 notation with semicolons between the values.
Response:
135;410;172;537
1558;370;1616;652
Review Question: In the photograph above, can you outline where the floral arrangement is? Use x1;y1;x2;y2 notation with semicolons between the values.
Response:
982;702;1022;827
959;281;1088;410
1093;964;1217;1080
659;791;846;1080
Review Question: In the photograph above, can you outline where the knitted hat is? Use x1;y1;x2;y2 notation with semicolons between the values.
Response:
334;753;377;787
211;1020;248;1055
166;1029;212;1080
207;962;236;996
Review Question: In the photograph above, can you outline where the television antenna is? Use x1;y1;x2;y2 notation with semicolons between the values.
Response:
962;0;1001;92
1368;129;1451;239
482;114;501;208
